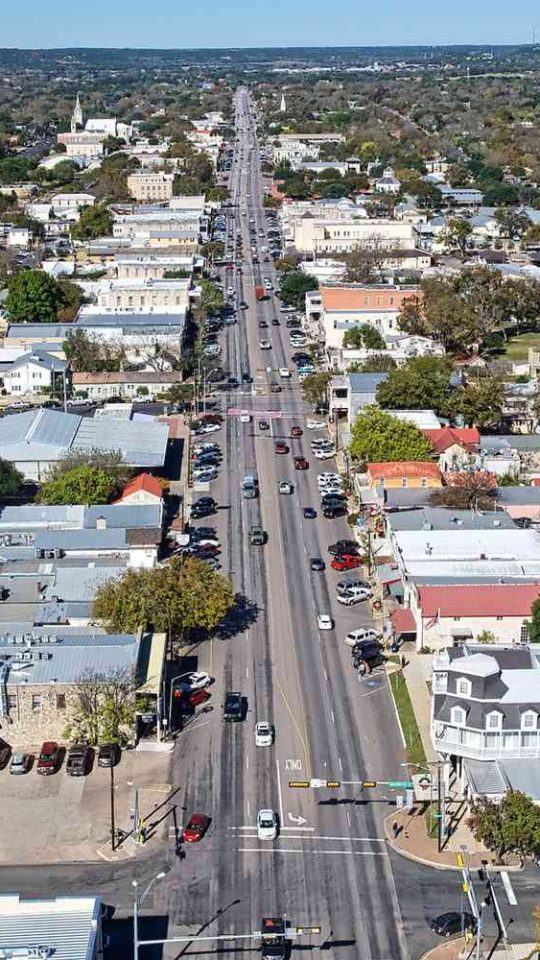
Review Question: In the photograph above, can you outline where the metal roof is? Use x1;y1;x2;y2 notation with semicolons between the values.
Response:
72;416;168;467
0;631;140;685
0;895;101;960
35;528;127;550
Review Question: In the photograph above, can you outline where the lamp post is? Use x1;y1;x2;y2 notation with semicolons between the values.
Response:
133;872;166;960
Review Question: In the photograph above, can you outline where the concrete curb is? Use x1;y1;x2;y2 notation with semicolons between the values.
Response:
420;937;468;960
383;814;523;873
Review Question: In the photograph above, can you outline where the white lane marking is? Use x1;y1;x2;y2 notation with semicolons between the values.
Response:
346;811;351;828
239;847;304;854
313;849;387;857
246;755;250;770
232;828;384;841
246;799;251;819
501;871;518;906
245;665;249;678
323;668;328;681
338;756;343;772
276;756;285;824
238;848;387;857
330;709;336;724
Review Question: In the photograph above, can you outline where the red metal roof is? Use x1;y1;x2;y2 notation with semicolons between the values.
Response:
418;584;540;619
118;472;164;500
368;461;442;480
423;427;480;454
390;608;417;634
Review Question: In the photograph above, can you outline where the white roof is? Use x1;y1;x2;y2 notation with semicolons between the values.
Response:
0;895;101;960
394;528;540;563
448;653;499;678
390;409;441;429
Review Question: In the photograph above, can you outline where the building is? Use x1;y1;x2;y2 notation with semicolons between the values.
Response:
288;216;415;256
7;314;186;353
0;407;169;481
72;370;179;401
115;252;202;280
87;277;191;313
367;461;443;489
0;628;165;745
56;132;105;160
116;472;164;505
374;167;401;194
437;185;484;207
423;427;480;472
334;332;444;372
127;171;175;202
305;283;421;351
431;644;540;799
51;192;96;210
328;372;389;422
0;894;103;960
1;350;68;396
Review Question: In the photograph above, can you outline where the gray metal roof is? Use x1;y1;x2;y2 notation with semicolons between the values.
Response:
387;507;516;532
0;631;141;685
481;434;540;452
9;350;68;373
348;372;389;395
464;760;509;797
35;528;127;550
77;312;185;328
0;895;101;960
72;416;168;467
6;323;72;339
84;503;161;529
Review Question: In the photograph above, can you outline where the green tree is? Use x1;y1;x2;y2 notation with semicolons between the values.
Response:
350;406;432;464
494;208;532;241
64;329;124;373
5;269;66;323
38;464;117;505
398;280;476;353
200;278;224;316
64;667;140;746
526;595;540;644
0;459;23;499
279;270;318;310
441;218;472;257
93;556;234;639
342;324;386;350
376;356;454;418
452;375;504;428
301;372;331;406
72;203;113;241
359;354;397;373
469;790;540;861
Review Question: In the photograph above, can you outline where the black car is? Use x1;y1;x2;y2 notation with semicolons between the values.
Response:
224;691;245;722
227;377;239;388
241;372;253;383
258;320;269;328
271;317;280;326
98;743;121;768
303;507;317;519
429;912;476;938
310;557;325;571
66;744;93;777
328;540;359;556
323;504;346;519
321;494;347;507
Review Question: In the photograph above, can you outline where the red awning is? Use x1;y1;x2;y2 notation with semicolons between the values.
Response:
390;608;416;636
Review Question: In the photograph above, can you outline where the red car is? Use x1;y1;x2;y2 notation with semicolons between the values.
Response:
175;687;211;708
294;456;309;470
291;426;303;438
37;741;61;776
275;441;288;454
183;813;211;843
330;554;362;571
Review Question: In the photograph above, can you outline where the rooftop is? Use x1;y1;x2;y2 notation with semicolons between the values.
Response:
0;630;149;685
320;284;419;312
418;583;540;618
0;895;101;960
368;461;442;481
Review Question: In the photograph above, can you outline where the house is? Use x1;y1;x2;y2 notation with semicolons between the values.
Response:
408;582;540;651
114;252;202;280
0;895;103;960
367;461;442;489
117;472;164;505
423;426;480;472
1;350;68;396
305;284;421;353
72;370;179;401
0;408;169;481
0;628;165;746
6;227;30;248
431;644;540;800
375;167;401;194
437;185;484;207
334;333;444;373
87;277;191;314
51;192;96;211
328;372;389;422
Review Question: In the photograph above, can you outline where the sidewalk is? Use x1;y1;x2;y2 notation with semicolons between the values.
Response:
422;940;536;960
384;807;521;872
400;651;438;763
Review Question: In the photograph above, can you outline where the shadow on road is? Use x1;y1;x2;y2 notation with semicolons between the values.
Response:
215;593;259;640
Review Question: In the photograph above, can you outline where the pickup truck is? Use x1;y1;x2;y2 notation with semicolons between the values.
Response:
66;744;92;777
224;692;244;722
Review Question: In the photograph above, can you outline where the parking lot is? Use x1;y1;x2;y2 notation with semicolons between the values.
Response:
0;747;172;864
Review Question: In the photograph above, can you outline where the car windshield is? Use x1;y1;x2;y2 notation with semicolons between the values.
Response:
40;748;56;760
260;816;274;828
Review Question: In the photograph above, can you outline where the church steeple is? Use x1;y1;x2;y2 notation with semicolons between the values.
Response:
71;92;84;133
280;92;287;114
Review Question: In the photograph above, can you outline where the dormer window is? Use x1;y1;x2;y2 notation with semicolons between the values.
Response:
521;710;537;731
457;677;472;697
451;705;467;726
485;711;503;731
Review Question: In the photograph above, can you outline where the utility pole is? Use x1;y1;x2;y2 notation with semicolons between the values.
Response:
110;764;116;851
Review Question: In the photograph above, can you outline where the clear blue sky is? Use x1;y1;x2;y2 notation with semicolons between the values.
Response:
2;0;539;48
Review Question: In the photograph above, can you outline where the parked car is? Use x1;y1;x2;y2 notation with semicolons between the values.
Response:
337;588;372;605
98;743;121;768
345;628;381;647
336;578;371;596
181;672;213;691
9;752;32;775
66;744;93;777
0;739;11;770
183;813;211;843
429;913;476;938
331;555;361;571
328;540;360;556
310;557;325;571
37;741;61;776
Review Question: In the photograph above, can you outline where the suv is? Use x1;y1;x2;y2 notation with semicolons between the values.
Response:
261;917;289;959
66;744;92;777
250;525;265;545
224;691;244;722
242;475;258;499
37;741;61;776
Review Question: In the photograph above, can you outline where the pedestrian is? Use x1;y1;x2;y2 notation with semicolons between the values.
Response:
400;653;406;670
392;820;399;839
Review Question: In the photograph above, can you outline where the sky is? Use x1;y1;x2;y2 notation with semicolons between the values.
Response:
1;0;539;49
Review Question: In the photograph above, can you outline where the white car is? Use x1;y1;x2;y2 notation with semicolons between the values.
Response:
257;809;278;840
183;671;212;690
239;410;251;423
278;480;294;495
194;443;221;454
337;589;372;606
311;438;333;448
317;472;341;485
193;466;218;482
259;339;272;350
318;479;343;492
196;423;221;435
314;449;334;461
317;614;334;631
344;628;381;647
306;420;326;430
255;721;274;747
278;368;291;378
319;485;343;498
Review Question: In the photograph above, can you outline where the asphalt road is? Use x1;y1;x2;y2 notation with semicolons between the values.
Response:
1;90;538;960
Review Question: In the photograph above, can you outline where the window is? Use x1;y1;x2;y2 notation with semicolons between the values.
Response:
421;478;428;488
457;677;472;697
7;694;17;710
451;705;466;726
521;711;537;730
401;478;407;488
520;623;529;643
485;711;502;730
496;616;503;621
56;693;66;710
31;694;42;711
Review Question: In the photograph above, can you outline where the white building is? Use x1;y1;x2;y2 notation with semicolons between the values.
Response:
289;216;415;255
1;350;68;396
127;171;175;202
86;277;191;313
374;167;401;194
305;283;420;351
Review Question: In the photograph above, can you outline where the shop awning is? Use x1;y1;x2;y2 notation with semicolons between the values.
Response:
390;608;416;635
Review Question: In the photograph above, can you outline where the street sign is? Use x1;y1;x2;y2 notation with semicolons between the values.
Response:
294;927;322;936
456;852;466;868
395;794;405;808
289;781;310;788
326;781;341;789
309;778;327;788
388;780;414;789
405;789;415;810
362;781;377;788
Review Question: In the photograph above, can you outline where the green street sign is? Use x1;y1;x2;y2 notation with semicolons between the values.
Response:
388;780;414;789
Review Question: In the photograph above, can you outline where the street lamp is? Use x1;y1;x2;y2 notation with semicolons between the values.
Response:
133;872;166;960
401;760;448;851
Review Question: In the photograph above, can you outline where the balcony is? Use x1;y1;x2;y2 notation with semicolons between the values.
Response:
433;723;540;760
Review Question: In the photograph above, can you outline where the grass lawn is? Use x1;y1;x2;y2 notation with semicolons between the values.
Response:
389;670;427;767
501;332;540;361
